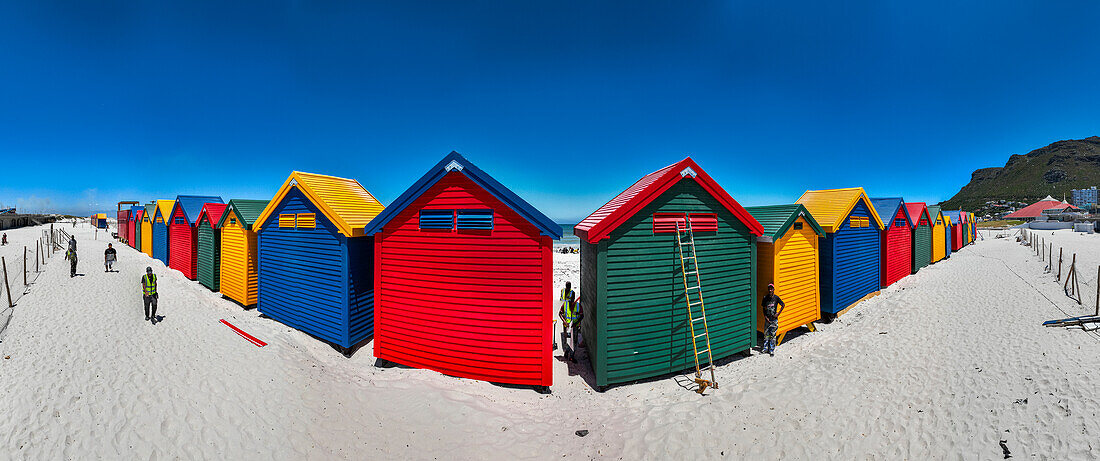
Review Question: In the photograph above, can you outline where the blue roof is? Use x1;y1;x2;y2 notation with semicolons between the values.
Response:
942;210;962;222
129;205;143;217
869;197;912;229
364;151;562;239
173;195;224;225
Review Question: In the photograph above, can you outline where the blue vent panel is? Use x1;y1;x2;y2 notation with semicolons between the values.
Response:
456;209;494;230
419;209;454;230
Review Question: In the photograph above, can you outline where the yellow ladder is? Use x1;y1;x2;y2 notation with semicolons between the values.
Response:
675;218;717;393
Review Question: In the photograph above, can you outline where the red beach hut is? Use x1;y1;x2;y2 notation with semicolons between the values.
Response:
363;152;562;390
869;198;913;288
168;195;224;280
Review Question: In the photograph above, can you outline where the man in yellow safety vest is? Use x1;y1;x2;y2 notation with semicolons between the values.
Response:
558;281;583;362
141;267;159;324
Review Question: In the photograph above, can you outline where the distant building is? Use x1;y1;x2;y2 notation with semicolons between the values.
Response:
1004;195;1081;222
1072;187;1098;209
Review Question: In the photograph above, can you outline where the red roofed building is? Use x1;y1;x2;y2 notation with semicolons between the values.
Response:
1004;196;1080;221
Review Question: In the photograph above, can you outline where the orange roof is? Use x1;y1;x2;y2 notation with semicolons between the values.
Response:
795;187;884;233
255;171;384;237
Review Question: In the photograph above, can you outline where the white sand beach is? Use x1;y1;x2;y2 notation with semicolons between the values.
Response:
2;224;1100;459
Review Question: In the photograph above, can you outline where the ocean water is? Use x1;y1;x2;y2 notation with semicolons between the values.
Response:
557;223;579;246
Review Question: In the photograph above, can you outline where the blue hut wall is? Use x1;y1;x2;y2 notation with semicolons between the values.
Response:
153;221;170;266
257;188;374;348
820;200;881;314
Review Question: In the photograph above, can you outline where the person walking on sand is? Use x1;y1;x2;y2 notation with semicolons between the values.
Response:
104;243;117;272
66;238;78;277
1;233;6;246
558;281;583;362
760;283;785;356
141;267;158;324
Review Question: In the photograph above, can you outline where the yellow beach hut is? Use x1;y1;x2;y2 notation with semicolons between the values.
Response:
929;205;946;263
745;204;825;344
217;199;270;307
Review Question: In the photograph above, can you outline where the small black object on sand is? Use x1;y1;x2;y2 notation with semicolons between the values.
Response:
575;430;588;437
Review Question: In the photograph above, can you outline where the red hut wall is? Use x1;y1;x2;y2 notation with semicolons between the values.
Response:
951;224;963;251
374;172;553;387
169;207;198;279
127;216;137;248
881;208;912;288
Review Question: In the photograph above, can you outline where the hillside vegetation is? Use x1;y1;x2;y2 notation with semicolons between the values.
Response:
941;136;1100;211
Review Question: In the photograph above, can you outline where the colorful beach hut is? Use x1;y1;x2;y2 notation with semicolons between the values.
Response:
944;211;964;251
796;188;884;317
152;200;175;266
95;213;108;229
363;152;562;388
929;206;946;263
905;202;933;273
196;203;228;291
869;198;913;288
217;199;269;307
573;158;765;389
942;214;953;259
140;203;156;258
169;195;224;280
116;210;130;241
133;208;145;253
255;172;384;350
744;204;824;343
127;205;142;249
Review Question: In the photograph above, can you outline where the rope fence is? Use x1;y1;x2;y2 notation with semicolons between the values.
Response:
0;227;66;339
1018;228;1100;313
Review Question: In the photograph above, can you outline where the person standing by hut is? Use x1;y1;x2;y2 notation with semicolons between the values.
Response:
141;267;158;324
558;281;583;362
66;236;78;277
104;243;117;272
760;284;785;356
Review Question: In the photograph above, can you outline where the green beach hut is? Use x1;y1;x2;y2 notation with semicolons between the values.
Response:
573;158;764;390
196;203;228;291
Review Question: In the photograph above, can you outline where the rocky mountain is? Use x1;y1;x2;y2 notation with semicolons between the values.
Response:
940;136;1100;212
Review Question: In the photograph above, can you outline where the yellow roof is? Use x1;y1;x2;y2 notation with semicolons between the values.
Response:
95;213;107;219
255;171;384;237
795;187;884;233
154;200;175;220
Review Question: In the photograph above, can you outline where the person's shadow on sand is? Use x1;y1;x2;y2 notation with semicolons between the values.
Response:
151;315;165;325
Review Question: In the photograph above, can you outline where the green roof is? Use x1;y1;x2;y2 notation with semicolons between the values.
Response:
744;204;825;241
218;199;270;230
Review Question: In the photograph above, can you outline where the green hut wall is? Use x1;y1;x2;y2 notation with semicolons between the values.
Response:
912;223;932;273
579;180;756;388
197;220;220;291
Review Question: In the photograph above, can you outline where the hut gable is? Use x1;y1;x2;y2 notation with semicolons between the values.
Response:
256;171;384;237
796;188;885;233
574;158;763;243
217;199;269;230
743;204;825;242
869;198;912;230
364;151;560;238
172;195;224;227
197;203;228;229
904;202;932;228
153;200;175;224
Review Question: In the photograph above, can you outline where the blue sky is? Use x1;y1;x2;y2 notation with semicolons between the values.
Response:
2;2;1099;221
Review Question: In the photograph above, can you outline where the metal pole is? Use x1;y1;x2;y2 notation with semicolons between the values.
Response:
2;257;11;308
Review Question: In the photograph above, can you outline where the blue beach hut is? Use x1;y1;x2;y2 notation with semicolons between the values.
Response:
254;171;385;351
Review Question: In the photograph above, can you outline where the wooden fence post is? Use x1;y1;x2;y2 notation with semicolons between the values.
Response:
23;246;27;286
36;241;39;273
1095;265;1099;317
2;257;12;308
1058;248;1063;281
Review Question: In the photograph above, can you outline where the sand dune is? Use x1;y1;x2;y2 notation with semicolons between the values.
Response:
1;224;1099;459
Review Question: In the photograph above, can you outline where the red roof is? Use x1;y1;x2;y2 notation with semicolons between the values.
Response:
197;203;229;229
574;158;764;243
1004;200;1079;219
904;202;931;229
